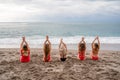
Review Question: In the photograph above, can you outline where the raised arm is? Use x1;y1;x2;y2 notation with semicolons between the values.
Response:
45;35;50;44
83;40;86;49
92;37;97;48
64;43;67;52
59;41;62;49
78;38;82;51
47;40;51;45
79;40;83;44
22;37;30;50
44;35;48;45
59;42;61;49
82;37;86;44
24;41;30;50
20;37;25;50
46;35;52;50
48;39;52;50
20;41;24;50
79;37;85;44
92;37;96;44
83;40;86;45
96;36;100;47
44;40;47;45
59;38;63;48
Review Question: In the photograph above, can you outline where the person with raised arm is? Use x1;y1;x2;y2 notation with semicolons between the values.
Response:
43;35;51;62
90;36;100;60
20;37;30;62
59;38;67;61
78;37;86;60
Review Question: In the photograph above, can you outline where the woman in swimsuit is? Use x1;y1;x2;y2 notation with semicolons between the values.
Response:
78;37;86;60
43;35;51;62
20;37;30;62
90;36;100;60
59;38;67;61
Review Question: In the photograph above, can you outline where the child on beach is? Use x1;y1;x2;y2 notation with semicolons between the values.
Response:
59;38;67;61
20;37;30;62
43;35;51;62
78;37;86;60
91;36;100;60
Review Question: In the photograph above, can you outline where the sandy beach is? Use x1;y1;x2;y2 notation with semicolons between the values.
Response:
0;48;120;80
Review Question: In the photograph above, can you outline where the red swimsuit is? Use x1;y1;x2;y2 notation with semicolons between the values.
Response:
91;55;98;60
20;50;30;62
78;51;85;60
44;54;51;62
91;51;99;60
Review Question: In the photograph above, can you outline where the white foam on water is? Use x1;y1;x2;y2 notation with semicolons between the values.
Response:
0;36;120;48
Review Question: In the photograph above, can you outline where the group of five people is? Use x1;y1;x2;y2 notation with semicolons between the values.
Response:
20;35;100;63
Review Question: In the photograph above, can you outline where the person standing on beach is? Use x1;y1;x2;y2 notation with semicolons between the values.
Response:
20;37;30;62
90;36;100;60
43;35;51;62
78;37;86;60
59;38;67;61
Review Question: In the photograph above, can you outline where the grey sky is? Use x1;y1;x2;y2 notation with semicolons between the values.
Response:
0;0;120;22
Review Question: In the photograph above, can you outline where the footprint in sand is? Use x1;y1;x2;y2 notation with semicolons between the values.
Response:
10;76;21;80
46;68;53;72
70;64;82;72
0;69;6;74
44;65;63;72
0;51;4;54
0;60;9;65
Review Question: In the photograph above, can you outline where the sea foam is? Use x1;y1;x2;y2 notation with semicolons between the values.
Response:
0;36;120;48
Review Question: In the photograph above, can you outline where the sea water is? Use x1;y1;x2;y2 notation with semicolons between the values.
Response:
0;22;120;50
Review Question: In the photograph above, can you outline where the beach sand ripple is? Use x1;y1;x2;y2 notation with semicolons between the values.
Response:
0;49;120;80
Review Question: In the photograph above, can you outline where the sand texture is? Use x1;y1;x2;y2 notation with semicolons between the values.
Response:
0;48;120;80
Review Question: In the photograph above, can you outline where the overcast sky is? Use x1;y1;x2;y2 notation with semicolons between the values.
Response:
0;0;120;23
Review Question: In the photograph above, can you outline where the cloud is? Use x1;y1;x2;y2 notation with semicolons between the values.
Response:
0;0;120;22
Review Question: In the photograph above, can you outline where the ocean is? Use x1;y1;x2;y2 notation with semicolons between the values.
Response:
0;22;120;50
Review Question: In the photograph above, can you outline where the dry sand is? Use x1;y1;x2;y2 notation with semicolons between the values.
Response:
0;48;120;80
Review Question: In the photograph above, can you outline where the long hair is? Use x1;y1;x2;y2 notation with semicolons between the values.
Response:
23;45;28;51
94;43;99;50
44;43;50;57
79;43;86;51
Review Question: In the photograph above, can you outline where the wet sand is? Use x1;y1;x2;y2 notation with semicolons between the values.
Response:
0;48;120;80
